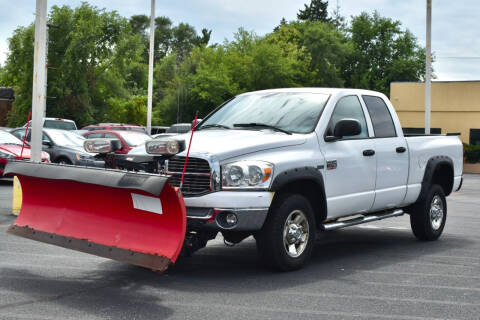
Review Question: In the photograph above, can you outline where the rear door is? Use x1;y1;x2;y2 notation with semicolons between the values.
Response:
362;95;409;211
321;95;377;218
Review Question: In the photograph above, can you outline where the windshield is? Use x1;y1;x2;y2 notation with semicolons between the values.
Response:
47;130;85;147
43;120;77;130
0;130;23;145
118;132;151;146
200;92;330;134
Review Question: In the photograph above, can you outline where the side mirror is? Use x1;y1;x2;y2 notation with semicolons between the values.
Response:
325;119;362;142
84;138;122;154
42;140;52;147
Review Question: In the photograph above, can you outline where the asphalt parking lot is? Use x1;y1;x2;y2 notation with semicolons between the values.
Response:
0;176;479;320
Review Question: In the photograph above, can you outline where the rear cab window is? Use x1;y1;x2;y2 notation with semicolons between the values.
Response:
362;95;397;138
44;120;77;131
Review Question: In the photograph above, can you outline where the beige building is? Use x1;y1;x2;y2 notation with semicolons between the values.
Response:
390;81;480;145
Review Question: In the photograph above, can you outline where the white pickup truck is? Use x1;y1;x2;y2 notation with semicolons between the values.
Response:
155;88;463;271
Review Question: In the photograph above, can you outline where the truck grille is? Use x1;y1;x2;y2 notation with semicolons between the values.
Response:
166;156;211;196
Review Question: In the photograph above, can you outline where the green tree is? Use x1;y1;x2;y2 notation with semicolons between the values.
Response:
153;28;312;124
268;21;350;87
1;25;35;125
343;11;427;95
297;0;331;23
2;3;145;127
106;95;147;124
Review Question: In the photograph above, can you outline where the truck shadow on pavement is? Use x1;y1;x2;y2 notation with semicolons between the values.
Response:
0;227;476;318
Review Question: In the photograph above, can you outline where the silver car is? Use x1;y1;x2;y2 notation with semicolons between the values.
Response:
10;128;104;167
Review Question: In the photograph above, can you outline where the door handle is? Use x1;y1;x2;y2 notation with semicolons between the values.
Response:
396;146;406;153
363;149;375;156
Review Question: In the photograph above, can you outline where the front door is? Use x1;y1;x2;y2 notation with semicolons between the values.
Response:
321;95;377;219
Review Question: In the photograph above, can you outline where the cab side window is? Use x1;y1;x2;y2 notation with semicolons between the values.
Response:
362;95;397;138
42;133;51;144
326;95;369;139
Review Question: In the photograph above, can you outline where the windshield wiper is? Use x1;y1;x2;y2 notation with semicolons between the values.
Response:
199;124;231;130
233;123;292;135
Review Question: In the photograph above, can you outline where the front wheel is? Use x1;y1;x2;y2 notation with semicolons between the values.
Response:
410;184;447;241
56;158;72;165
256;193;315;271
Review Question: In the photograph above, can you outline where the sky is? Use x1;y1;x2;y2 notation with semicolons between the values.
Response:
0;0;479;81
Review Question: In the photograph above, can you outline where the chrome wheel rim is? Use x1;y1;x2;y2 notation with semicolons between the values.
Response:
283;210;309;258
430;195;444;230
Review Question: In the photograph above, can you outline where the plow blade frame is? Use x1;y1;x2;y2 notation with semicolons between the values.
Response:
5;161;186;272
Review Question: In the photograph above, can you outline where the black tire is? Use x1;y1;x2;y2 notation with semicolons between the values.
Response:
256;193;316;271
410;184;447;241
56;157;72;165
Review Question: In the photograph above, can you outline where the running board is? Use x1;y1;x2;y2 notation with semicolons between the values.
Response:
322;209;404;231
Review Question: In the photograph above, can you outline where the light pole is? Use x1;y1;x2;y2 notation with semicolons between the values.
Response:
146;0;155;135
425;0;432;134
30;0;48;162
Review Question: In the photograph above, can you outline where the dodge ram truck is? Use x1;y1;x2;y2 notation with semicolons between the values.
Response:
155;88;463;270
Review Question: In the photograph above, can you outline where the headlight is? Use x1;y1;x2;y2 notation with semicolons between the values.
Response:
0;150;16;159
84;139;112;153
84;138;122;154
75;153;90;160
221;161;273;189
146;139;185;155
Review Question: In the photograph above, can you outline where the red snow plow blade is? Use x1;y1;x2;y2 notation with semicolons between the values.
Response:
5;161;186;272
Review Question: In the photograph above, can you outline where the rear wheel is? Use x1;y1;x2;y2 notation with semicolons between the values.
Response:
256;193;315;271
410;184;447;241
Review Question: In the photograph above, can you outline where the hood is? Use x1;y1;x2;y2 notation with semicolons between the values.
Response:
174;129;306;160
0;144;49;159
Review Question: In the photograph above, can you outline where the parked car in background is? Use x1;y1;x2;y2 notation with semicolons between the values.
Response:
24;117;77;130
82;129;151;154
10;128;103;167
151;126;169;135
0;130;49;177
166;123;191;134
151;123;192;139
81;123;146;133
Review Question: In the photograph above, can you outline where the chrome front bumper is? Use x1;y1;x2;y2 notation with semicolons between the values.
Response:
184;191;274;231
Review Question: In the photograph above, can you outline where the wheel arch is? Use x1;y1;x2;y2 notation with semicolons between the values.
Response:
419;156;454;199
54;155;72;164
270;167;327;229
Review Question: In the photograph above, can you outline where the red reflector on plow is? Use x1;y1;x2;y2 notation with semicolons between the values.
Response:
5;161;186;272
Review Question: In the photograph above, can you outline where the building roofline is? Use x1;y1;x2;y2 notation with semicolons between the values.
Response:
391;80;480;84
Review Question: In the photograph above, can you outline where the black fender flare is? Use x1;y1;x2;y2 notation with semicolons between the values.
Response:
418;156;454;201
270;166;327;224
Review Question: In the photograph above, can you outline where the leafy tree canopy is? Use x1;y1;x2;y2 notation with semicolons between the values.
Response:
0;1;428;127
